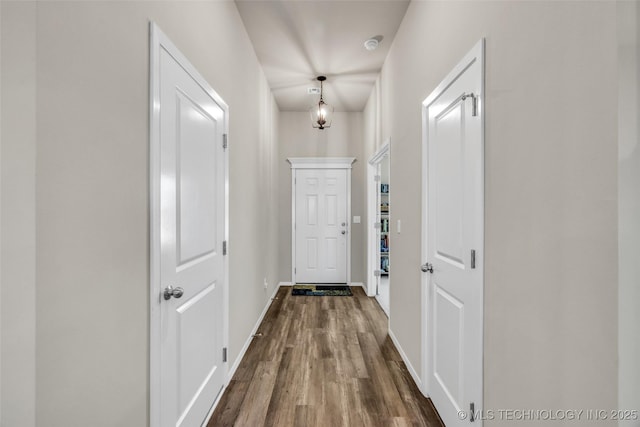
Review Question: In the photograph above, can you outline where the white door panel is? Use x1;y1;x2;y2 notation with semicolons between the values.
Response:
434;102;465;267
176;92;219;264
152;25;227;427
433;284;464;410
295;169;348;283
423;40;484;427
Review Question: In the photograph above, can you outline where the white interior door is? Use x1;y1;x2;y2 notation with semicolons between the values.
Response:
151;24;227;427
295;169;348;283
422;41;484;426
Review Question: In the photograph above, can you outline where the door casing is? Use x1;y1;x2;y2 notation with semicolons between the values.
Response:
421;39;485;421
367;141;390;298
288;157;355;285
149;22;230;427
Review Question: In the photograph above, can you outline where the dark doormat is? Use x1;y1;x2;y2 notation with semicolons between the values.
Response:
291;285;353;296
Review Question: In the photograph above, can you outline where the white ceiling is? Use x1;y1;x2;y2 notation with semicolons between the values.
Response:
235;0;410;112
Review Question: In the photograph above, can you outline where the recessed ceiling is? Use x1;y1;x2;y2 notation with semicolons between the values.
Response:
235;0;410;112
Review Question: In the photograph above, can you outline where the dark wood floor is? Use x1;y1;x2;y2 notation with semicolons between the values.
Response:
208;286;444;427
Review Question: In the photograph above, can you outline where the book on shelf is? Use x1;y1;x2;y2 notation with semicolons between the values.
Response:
380;234;389;252
380;256;390;272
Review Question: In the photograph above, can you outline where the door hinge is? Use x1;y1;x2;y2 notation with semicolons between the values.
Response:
374;222;381;229
222;347;227;363
374;270;381;277
462;93;478;117
470;249;476;269
223;240;227;255
470;402;476;422
222;133;228;149
294;268;296;274
374;175;381;182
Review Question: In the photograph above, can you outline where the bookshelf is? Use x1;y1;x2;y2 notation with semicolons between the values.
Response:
379;185;390;276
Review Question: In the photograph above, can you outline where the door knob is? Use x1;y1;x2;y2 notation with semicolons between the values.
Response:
341;230;346;235
164;286;184;300
421;263;434;273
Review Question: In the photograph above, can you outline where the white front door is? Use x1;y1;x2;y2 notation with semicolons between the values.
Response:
422;41;484;426
295;169;348;283
151;25;227;427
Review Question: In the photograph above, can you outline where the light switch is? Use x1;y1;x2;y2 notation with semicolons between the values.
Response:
397;220;401;233
353;216;361;224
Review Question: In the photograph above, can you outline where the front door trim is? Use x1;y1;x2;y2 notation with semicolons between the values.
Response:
287;157;355;285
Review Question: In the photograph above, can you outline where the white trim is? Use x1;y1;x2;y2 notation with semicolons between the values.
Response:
368;142;390;166
290;170;296;283
389;328;424;395
347;169;352;286
149;23;161;427
289;158;355;285
421;38;485;417
422;40;483;109
201;383;227;427
202;282;282;426
149;22;230;427
349;282;364;287
226;282;283;382
366;163;377;297
367;141;390;298
287;157;356;169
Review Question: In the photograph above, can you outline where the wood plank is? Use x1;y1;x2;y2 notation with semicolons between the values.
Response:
208;286;445;427
206;380;248;427
233;360;279;427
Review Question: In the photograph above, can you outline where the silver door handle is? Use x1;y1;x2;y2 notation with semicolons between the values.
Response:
421;263;434;273
164;286;184;300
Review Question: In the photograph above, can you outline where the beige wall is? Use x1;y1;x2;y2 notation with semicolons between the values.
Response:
363;77;383;156
0;0;2;417
1;2;37;426
618;1;640;424
1;1;280;426
370;0;619;420
0;1;2;418
278;112;366;284
0;1;631;425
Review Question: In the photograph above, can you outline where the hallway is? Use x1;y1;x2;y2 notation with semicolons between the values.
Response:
209;287;443;426
0;1;634;425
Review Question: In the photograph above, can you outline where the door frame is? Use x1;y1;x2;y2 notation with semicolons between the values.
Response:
287;157;355;285
367;140;390;297
421;39;485;405
149;22;230;427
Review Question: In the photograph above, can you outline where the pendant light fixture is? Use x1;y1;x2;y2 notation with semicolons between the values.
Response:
310;76;333;130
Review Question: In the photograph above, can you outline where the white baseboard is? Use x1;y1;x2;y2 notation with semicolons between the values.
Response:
203;282;283;426
227;282;283;380
365;281;375;297
202;382;226;426
389;328;425;395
